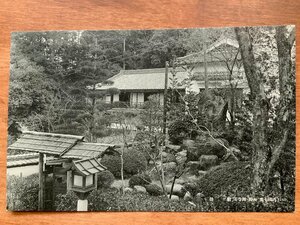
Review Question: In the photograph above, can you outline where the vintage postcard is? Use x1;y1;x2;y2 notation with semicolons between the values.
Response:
7;25;295;212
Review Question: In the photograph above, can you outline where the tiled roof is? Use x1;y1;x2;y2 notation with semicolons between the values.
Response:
97;68;188;91
62;142;115;159
97;38;244;92
8;131;84;155
7;153;39;168
73;158;106;176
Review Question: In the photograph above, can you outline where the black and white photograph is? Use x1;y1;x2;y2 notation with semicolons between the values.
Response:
7;25;295;212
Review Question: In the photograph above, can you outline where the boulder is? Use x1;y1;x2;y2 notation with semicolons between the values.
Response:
183;191;193;201
195;192;205;201
186;161;201;175
175;178;186;185
184;175;198;183
183;182;198;196
190;137;228;160
166;144;181;153
124;187;133;193
175;150;187;165
133;185;147;193
199;155;219;170
170;195;180;201
145;184;163;196
183;139;196;149
165;184;185;197
198;170;207;177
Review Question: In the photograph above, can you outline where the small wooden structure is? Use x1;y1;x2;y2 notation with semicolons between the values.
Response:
8;131;116;211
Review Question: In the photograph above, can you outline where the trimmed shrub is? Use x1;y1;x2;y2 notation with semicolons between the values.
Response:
55;191;77;211
100;149;147;178
129;174;151;188
145;184;163;196
97;170;115;189
195;161;252;196
168;120;194;145
7;173;39;211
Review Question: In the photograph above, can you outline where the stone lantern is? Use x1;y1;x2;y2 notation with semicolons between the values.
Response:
68;157;106;211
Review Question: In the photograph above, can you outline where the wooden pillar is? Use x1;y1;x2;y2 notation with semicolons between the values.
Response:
38;153;45;211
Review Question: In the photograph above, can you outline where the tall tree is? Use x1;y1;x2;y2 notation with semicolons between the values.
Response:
235;26;295;195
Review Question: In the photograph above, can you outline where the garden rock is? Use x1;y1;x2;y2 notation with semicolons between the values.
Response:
196;192;205;201
199;155;218;170
183;191;193;201
198;170;207;177
175;150;187;165
133;185;147;193
145;184;163;196
175;178;186;185
183;139;196;149
192;137;228;159
166;144;181;153
186;161;201;175
170;195;180;201
124;187;133;193
184;175;198;183
165;184;185;196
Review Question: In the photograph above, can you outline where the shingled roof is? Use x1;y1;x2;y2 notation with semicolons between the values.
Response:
73;158;106;176
7;153;39;168
8;131;117;164
8;131;84;155
62;142;115;159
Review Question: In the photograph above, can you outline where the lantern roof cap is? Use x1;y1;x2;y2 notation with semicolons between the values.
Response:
73;157;106;176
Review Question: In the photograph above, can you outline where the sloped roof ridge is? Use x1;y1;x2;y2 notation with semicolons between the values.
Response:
177;37;239;61
22;131;84;140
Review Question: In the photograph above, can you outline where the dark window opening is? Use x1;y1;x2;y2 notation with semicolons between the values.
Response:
119;92;130;102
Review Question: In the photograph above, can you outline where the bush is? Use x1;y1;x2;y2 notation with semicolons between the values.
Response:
54;188;294;212
100;149;147;178
168;120;194;145
7;173;39;211
194;161;252;196
55;188;196;211
129;174;151;188
145;184;163;196
97;170;115;189
55;191;77;211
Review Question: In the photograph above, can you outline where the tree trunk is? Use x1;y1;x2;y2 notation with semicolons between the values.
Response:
235;27;269;194
235;26;295;195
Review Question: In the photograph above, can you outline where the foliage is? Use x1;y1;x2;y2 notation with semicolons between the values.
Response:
168;120;195;144
55;191;78;211
189;162;252;197
55;187;293;212
7;173;39;211
100;149;147;178
128;173;152;188
97;170;115;189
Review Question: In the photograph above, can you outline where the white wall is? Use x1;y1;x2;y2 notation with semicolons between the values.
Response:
105;95;111;103
137;93;144;106
113;93;119;102
7;165;39;177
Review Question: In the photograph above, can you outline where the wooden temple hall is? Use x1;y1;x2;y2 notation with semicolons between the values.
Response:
8;131;118;210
